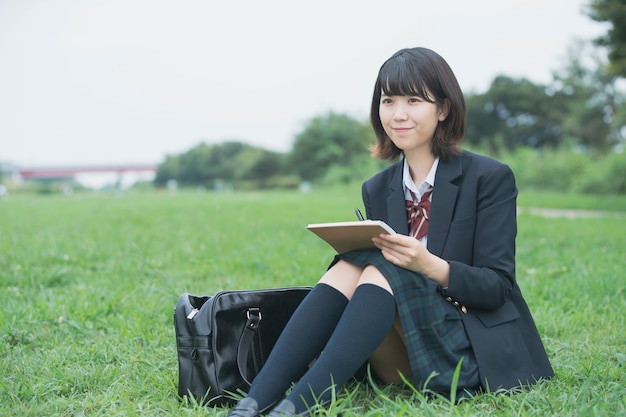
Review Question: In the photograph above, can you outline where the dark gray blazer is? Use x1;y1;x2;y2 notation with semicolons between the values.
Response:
362;150;554;391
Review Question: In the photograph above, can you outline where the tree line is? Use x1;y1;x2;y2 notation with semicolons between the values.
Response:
154;43;625;193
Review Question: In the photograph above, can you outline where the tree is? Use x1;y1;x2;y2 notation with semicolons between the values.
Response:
289;112;373;182
464;41;625;154
249;151;283;180
588;0;626;77
154;154;181;186
552;40;624;151
154;141;291;189
465;76;568;152
178;142;215;185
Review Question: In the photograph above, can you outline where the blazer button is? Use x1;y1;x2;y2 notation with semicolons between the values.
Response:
445;297;453;302
461;306;468;314
453;301;460;307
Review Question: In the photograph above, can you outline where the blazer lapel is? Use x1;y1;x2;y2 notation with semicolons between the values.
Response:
428;154;463;256
386;161;409;235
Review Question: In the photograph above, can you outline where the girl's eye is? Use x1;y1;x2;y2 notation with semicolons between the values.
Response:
381;97;393;105
408;97;422;103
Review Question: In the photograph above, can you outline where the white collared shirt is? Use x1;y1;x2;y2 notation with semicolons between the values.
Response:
402;157;439;246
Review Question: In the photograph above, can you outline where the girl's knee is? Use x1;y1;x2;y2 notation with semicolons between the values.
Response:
358;265;393;294
318;260;363;299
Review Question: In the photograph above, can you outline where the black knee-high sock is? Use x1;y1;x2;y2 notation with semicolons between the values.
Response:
247;283;348;411
285;284;396;413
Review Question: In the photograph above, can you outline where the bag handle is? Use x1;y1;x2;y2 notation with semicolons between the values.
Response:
237;308;262;385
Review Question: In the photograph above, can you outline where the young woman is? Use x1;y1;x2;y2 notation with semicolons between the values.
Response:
228;47;554;417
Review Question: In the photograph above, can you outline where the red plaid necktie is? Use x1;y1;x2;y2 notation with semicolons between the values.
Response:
406;186;433;240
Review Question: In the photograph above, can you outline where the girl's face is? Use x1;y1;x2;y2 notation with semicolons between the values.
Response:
379;92;447;155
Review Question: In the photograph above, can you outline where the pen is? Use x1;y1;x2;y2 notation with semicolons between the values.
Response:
354;208;365;221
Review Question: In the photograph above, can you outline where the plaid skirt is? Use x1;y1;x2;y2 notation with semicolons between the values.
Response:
334;249;480;394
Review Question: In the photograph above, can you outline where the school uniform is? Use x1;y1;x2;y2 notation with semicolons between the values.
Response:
338;150;554;393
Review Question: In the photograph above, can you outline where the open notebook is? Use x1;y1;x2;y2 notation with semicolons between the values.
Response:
306;220;396;253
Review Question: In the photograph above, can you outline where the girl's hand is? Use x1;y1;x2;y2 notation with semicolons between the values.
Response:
372;233;450;287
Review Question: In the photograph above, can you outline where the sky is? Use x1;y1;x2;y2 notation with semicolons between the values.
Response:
0;0;610;171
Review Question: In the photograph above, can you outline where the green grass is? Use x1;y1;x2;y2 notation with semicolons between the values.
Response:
1;189;625;416
517;189;626;212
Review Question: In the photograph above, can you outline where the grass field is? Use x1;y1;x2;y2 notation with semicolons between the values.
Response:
1;188;625;416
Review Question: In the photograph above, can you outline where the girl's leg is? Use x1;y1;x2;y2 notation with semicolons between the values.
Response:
242;261;362;411
358;263;411;384
318;259;367;298
368;316;412;383
276;265;397;414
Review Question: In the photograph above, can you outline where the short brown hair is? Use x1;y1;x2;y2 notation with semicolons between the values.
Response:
369;47;465;161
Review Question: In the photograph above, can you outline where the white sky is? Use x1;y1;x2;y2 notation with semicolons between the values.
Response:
0;0;609;168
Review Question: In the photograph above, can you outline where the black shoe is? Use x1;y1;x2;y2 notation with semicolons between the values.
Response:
227;397;261;417
267;399;309;417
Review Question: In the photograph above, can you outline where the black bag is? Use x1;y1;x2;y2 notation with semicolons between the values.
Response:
174;287;312;406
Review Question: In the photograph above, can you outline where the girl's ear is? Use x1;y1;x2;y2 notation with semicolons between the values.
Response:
438;99;451;121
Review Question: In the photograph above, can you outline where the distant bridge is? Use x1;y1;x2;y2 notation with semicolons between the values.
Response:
18;164;157;179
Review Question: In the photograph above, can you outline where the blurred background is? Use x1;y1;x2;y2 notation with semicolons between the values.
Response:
0;0;623;194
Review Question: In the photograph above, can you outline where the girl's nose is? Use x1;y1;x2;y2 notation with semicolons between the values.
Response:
393;104;408;120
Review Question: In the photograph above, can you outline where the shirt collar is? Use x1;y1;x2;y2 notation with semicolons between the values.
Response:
402;157;439;199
